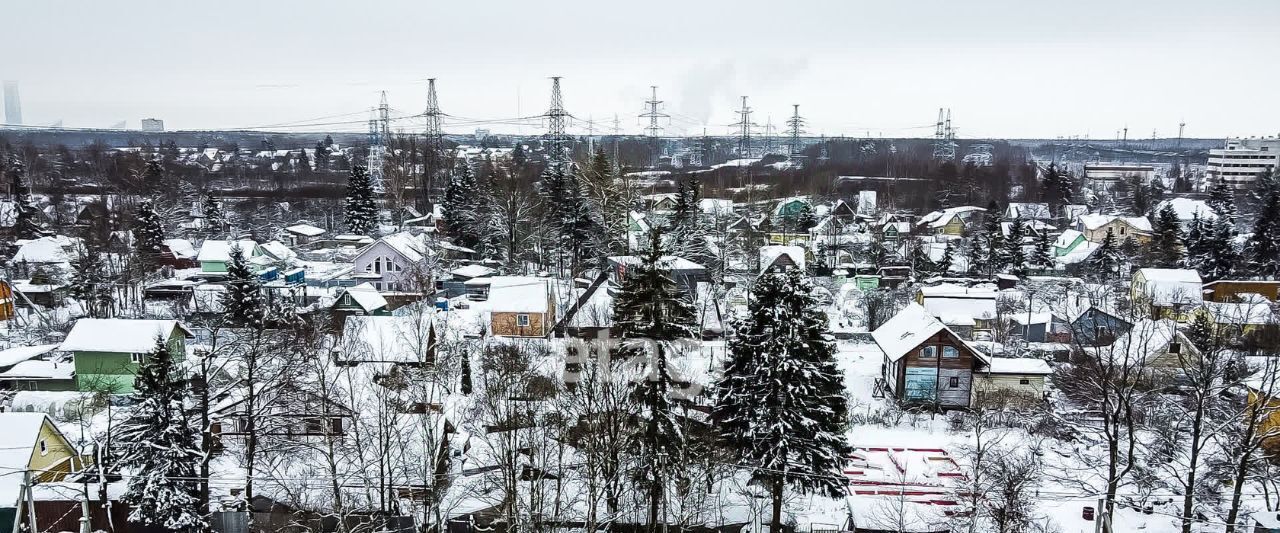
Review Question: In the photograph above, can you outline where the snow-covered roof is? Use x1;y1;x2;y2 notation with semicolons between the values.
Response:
1078;213;1153;233
258;240;296;262
0;359;74;380
1156;198;1216;222
163;238;197;259
340;283;388;312
1006;202;1051;220
378;232;431;263
872;303;947;362
760;245;806;272
284;223;326;237
341;314;434;363
698;198;735;215
917;206;985;228
472;276;552;313
0;344;59;369
0;413;64;506
882;221;911;233
1054;229;1085;248
1109;318;1191;365
982;357;1052;375
197;239;258;263
59;319;192;353
12;236;78;264
1203;300;1275;326
449;264;497;279
1134;268;1203;306
919;284;998;321
1009;312;1056;325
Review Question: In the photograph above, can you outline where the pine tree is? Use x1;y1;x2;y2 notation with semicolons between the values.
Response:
132;199;165;266
714;268;852;532
668;177;713;265
344;164;378;235
220;245;265;328
115;337;204;533
1151;202;1183;268
1041;162;1074;210
1006;217;1027;275
583;147;628;255
6;157;48;240
539;161;603;274
1031;230;1054;272
1184;311;1216;352
444;160;483;249
69;243;114;318
965;235;987;275
612;229;695;529
1245;191;1280;278
1087;228;1121;278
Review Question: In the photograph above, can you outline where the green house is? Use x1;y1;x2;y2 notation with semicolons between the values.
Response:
197;239;263;274
59;319;193;393
1054;229;1086;257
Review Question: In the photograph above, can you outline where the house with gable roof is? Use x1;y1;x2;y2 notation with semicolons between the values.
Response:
59;318;193;393
353;232;435;293
1077;213;1153;245
872;303;988;408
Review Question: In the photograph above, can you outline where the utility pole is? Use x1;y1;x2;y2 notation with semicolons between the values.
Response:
367;91;390;193
423;79;444;208
1122;125;1128;148
785;104;805;159
545;76;570;162
731;96;756;159
639;85;668;167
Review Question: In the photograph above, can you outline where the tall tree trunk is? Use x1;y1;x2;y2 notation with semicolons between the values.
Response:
770;478;784;533
1224;400;1262;533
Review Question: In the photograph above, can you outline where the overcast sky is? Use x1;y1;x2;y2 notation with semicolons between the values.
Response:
4;0;1279;139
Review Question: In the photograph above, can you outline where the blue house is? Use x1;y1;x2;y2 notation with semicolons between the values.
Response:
1069;305;1132;346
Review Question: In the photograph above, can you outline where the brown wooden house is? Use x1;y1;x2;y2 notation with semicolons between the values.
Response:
872;303;988;409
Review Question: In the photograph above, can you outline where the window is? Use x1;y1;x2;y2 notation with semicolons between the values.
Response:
130;353;143;364
943;346;960;359
948;377;959;388
1019;378;1031;385
1169;342;1181;354
39;439;47;456
919;346;937;359
1120;226;1126;235
374;259;382;274
517;314;531;327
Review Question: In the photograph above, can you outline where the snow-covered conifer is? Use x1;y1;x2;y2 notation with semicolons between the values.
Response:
220;245;265;328
714;267;851;532
344;164;378;235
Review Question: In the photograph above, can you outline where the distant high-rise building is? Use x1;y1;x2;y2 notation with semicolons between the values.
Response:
141;118;165;132
3;81;21;125
1206;137;1280;189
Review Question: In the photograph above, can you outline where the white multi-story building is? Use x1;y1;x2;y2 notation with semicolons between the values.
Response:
1083;163;1157;190
140;118;165;132
1206;137;1280;188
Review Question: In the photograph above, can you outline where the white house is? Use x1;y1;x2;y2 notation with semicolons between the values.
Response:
352;232;435;293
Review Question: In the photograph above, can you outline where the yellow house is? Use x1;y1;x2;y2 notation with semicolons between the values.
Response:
1245;373;1280;454
0;413;85;506
1077;213;1153;245
917;206;985;236
1130;268;1203;321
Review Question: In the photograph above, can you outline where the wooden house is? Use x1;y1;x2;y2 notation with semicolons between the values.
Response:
1077;213;1153;245
464;277;556;338
1131;268;1203;320
1203;280;1280;303
1068;305;1132;347
873;303;988;409
0;413;84;517
59;319;192;393
972;358;1052;408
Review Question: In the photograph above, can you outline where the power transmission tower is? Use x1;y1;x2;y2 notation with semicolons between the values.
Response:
730;96;756;159
689;128;706;167
611;114;621;165
785;104;805;158
422;79;444;206
818;134;829;164
639;85;668;167
367;91;390;193
931;108;956;160
545;76;570;161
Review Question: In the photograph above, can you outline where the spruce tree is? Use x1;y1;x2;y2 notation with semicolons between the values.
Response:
220;246;265;328
907;239;936;278
1184;311;1216;353
1031;230;1054;272
1151;203;1183;268
444;160;482;249
583;147;627;255
1201;215;1239;281
612;229;695;530
132;199;166;267
1245;191;1280;278
965;234;987;275
69;243;113;318
6;157;47;240
714;268;851;532
343;164;378;235
983;203;1007;274
540;161;603;274
1087;228;1121;278
937;240;955;274
1207;181;1238;225
202;191;224;237
1181;214;1208;269
1006;217;1027;275
668;177;713;265
115;337;204;533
